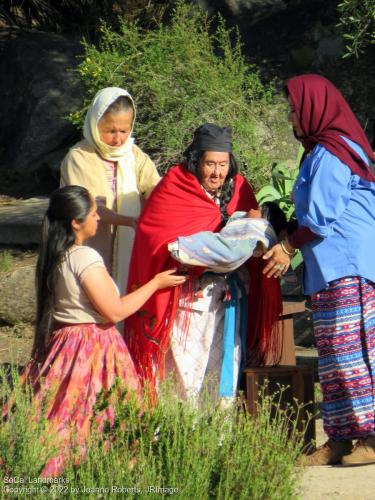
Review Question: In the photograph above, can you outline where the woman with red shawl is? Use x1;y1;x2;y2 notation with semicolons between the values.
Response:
125;124;282;405
264;74;375;466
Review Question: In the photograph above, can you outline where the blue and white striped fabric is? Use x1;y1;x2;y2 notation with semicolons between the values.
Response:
312;276;375;440
168;212;277;273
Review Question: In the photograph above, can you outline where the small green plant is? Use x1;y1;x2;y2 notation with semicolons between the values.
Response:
256;145;303;219
256;146;304;269
0;366;58;479
0;251;12;273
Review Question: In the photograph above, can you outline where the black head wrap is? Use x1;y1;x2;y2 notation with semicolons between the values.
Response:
184;123;232;156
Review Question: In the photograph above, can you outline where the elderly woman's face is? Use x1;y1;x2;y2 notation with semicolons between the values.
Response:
98;110;133;147
198;151;230;193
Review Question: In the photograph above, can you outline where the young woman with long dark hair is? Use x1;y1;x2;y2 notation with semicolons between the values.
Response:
25;185;185;476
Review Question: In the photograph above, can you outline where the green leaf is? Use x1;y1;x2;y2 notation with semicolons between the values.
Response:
272;170;295;181
256;186;282;203
286;206;296;220
291;251;303;270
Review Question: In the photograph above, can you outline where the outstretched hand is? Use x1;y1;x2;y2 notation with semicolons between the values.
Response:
153;269;187;289
262;243;291;278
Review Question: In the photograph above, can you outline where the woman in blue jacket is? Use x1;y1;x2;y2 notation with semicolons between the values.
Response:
264;74;375;466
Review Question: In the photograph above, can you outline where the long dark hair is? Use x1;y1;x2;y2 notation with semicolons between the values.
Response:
34;185;93;356
260;201;287;236
183;148;239;225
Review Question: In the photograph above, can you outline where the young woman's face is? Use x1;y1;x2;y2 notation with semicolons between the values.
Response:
73;200;100;243
287;95;304;140
98;110;133;147
198;151;230;193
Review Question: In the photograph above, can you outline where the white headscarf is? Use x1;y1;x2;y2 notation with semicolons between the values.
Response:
83;87;141;294
83;87;136;160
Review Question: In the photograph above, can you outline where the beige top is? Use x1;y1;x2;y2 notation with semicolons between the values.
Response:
53;245;116;324
60;140;160;272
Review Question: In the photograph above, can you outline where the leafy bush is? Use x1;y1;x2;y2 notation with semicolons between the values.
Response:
69;1;282;190
337;0;375;57
0;370;304;498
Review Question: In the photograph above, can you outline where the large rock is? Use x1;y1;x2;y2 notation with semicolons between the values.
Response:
198;0;287;21
0;196;48;245
0;28;83;197
0;265;36;325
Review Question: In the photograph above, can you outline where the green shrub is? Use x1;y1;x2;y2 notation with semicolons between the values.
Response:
337;0;375;57
69;1;286;190
0;366;58;479
0;370;305;499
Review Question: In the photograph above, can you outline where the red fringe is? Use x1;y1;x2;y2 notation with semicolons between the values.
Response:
247;258;283;366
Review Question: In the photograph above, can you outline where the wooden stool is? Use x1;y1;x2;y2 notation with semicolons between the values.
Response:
241;365;315;449
264;300;306;366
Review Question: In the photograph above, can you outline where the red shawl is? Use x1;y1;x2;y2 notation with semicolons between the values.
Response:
286;74;375;181
125;164;282;384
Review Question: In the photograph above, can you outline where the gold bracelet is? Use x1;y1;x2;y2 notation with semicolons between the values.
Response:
280;240;296;256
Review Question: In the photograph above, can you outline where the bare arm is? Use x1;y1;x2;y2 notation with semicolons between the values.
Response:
97;205;137;229
82;267;186;323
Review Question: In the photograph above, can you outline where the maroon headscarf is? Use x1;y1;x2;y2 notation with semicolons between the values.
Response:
286;74;375;181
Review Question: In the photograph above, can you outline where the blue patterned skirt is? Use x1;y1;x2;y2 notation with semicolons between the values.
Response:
312;276;375;440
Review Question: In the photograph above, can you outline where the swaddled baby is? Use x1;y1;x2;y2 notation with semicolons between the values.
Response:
169;201;287;273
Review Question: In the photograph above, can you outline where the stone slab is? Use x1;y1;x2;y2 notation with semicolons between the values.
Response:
0;197;48;246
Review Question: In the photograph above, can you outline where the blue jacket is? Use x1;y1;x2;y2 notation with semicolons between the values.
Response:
293;137;375;294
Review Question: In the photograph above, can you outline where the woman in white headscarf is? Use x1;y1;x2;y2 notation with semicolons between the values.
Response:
60;87;160;293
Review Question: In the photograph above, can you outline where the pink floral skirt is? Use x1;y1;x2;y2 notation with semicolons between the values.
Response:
22;323;142;477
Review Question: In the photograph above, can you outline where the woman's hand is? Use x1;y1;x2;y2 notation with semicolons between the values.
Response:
152;269;187;289
262;243;291;278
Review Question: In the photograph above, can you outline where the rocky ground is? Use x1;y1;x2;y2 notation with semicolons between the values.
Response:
0;248;35;367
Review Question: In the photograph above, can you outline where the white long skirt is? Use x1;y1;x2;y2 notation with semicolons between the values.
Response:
164;271;247;403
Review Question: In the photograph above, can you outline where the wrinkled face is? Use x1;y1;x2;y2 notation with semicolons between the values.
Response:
98;110;133;147
198;151;230;193
73;200;100;242
287;95;304;140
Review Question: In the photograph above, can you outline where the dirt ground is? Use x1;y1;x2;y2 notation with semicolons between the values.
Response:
0;325;33;367
300;419;375;500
